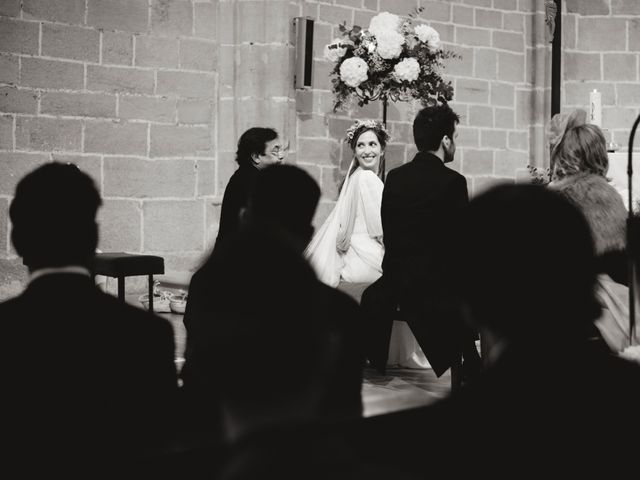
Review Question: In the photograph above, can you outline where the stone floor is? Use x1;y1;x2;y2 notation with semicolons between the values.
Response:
128;293;451;418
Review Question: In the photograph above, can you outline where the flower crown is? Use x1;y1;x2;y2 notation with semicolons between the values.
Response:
345;119;391;145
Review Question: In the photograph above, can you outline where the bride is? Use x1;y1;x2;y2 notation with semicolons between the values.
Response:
305;119;429;369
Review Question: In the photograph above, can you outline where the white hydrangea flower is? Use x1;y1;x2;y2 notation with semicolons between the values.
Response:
368;12;401;37
376;30;404;60
393;57;420;82
324;38;351;62
339;57;368;87
414;24;441;52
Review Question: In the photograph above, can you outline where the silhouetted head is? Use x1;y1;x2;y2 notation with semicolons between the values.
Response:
457;184;600;341
551;124;608;181
10;162;102;271
413;104;460;161
245;164;320;250
235;127;286;170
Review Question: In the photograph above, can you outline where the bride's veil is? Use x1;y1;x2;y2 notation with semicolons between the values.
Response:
305;158;357;287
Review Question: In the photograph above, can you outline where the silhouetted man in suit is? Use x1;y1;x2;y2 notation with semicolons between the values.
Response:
181;165;365;465
0;163;177;475
361;104;480;379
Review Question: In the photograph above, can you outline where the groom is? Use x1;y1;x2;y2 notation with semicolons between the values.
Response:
361;104;481;380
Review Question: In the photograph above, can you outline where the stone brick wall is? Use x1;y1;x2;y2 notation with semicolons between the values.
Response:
293;0;551;224
0;0;218;298
563;0;640;149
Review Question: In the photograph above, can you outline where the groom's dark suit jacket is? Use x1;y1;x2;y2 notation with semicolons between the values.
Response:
362;151;470;376
0;273;178;473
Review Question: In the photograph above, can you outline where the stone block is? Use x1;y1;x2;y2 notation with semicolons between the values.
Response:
104;157;196;198
498;51;525;83
578;18;627;52
481;129;507;149
494;150;528;177
630;19;640;52
0;152;49;195
85;120;148;155
469;105;493;127
493;0;517;10
327;116;352;140
0;86;37;114
503;12;524;32
353;10;375;31
41;92;116;119
87;65;155;95
157;71;216;98
0;197;7;252
509;130;528;151
318;4;353;25
490;81;515;107
445;45;473;76
0;115;12;149
298;138;340;167
143;200;204;252
0;258;28;301
238;0;290;44
455;78;490;104
617;84;640;106
456;26;491;47
194;2;216;40
102;31;133;66
299;114;328;138
604;54;637;82
312;58;334;92
135;36;180;68
379;0;417;15
150;124;213;157
0;0;20;17
119;95;176;123
0;54;18;85
87;0;148;34
563;82;615;107
216;151;237;196
517;0;542;12
0;18;39;55
493;31;524;53
179;39;217;71
430;22;454;43
564;52;601;81
452;5;474;26
566;0;609;15
313;23;332;63
42;24;100;63
97;200;142;253
386;100;415;123
390;122;412;144
475;48;497;80
475;9;502;29
611;0;640;15
178;98;213;124
51;154;102;190
16;116;82;152
196;159;216;197
321;166;340;202
456;125;480;147
464;0;492;6
495;107;515;129
384;143;407;172
602;107;639;129
23;0;85;24
151;0;193;37
461;149;493;175
419;1;451;22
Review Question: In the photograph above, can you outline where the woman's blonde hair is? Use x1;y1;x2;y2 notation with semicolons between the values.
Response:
551;124;609;181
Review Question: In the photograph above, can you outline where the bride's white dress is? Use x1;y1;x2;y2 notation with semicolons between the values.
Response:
305;167;430;369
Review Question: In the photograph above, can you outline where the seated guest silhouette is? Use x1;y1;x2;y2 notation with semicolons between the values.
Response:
216;127;287;244
1;163;178;474
347;185;640;477
181;165;364;447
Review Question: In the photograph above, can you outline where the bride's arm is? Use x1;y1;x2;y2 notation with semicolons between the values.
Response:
336;178;358;253
359;170;384;242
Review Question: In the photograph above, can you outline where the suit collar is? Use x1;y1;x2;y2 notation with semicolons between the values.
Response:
412;151;446;166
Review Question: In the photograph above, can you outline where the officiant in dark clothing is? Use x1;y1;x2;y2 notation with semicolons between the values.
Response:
215;127;287;243
361;104;481;379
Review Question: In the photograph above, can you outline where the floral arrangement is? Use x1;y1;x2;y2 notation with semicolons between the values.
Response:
324;8;457;111
345;119;390;144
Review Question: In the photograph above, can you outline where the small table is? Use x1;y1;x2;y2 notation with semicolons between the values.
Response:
94;253;164;312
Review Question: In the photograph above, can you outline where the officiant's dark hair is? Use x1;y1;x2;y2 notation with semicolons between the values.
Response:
236;127;278;168
413;104;460;152
10;162;101;270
